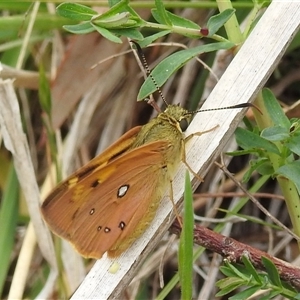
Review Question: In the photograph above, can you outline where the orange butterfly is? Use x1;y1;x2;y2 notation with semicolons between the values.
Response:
41;42;253;259
41;103;191;259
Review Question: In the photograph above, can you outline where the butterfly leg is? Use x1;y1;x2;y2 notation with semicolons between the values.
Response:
182;125;219;182
181;149;204;182
184;125;219;143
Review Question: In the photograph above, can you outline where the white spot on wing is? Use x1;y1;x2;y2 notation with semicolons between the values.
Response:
117;185;129;198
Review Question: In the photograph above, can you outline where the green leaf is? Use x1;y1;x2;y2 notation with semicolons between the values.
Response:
166;10;200;29
120;1;142;20
110;28;143;40
261;126;290;142
229;286;261;300
219;210;280;230
225;262;248;280
63;22;95;34
153;0;172;26
178;171;194;300
216;277;245;296
242;158;273;182
227;149;263;156
243;115;255;131
56;3;97;21
219;266;238;277
276;161;300;194
235;127;280;156
39;64;51;116
259;291;282;300
0;166;19;296
262;89;290;129
286;134;300;156
138;41;234;100
138;30;171;48
94;0;130;20
241;256;262;284
94;0;143;26
256;0;272;7
91;23;122;43
261;257;282;287
207;9;235;36
293;293;300;299
256;160;274;176
92;12;131;28
152;8;200;29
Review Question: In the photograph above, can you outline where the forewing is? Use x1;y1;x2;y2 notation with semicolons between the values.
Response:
41;127;141;237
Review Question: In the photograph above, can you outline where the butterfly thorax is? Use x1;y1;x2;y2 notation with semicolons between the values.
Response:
131;105;191;149
128;104;192;181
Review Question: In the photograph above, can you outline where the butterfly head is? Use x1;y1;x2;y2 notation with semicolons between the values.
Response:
164;104;192;133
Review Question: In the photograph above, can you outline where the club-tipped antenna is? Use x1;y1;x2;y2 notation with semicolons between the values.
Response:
185;102;261;117
131;40;169;107
131;41;260;116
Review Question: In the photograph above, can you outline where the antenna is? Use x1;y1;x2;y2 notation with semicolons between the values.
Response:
131;40;168;108
131;40;260;116
185;102;260;117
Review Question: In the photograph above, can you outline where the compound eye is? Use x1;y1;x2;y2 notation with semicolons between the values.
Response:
179;118;189;131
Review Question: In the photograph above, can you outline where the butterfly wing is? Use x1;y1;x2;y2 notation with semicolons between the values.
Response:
42;131;176;258
41;126;142;242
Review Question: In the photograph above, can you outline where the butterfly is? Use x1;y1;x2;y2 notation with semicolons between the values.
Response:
41;42;253;259
41;103;194;258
